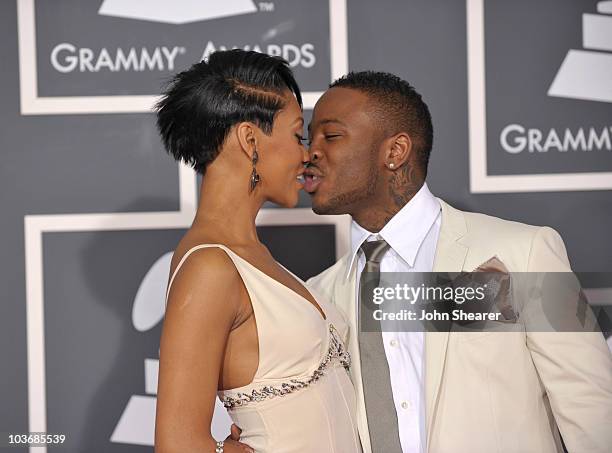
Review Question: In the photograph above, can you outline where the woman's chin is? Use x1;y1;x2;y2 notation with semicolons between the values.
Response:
281;197;299;208
266;185;302;208
274;194;299;208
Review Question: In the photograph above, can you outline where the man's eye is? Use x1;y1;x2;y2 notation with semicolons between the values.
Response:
325;134;341;141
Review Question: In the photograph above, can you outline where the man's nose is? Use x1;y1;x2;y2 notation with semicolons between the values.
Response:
308;146;321;163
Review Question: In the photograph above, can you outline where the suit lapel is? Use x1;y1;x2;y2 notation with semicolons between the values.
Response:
426;199;469;448
334;260;373;453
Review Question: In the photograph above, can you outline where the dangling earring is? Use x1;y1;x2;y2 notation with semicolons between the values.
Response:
249;146;260;193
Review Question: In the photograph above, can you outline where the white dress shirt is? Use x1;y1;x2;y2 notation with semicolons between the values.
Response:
346;183;441;453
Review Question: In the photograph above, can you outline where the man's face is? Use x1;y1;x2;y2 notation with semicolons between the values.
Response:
304;87;382;215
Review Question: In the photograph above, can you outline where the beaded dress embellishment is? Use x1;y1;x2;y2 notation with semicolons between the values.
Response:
221;324;350;410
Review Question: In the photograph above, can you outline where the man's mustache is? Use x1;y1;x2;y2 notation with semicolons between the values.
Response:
304;164;323;176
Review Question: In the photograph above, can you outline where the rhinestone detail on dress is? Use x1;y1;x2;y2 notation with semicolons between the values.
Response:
221;324;351;410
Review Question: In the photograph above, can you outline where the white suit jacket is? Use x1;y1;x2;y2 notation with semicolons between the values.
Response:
307;198;612;453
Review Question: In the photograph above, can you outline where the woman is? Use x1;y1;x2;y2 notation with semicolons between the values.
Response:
154;50;361;453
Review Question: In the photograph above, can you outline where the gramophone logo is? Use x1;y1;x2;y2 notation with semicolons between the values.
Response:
467;0;612;193
98;0;258;24
548;1;612;103
110;252;231;446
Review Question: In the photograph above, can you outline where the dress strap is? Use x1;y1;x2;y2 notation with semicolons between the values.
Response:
164;243;235;307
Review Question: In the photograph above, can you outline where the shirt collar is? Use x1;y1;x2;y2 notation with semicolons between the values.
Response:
345;182;441;279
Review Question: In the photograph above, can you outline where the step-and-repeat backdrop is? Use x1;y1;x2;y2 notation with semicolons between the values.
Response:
1;1;611;451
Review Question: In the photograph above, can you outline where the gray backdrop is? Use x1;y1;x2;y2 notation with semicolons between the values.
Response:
1;1;611;452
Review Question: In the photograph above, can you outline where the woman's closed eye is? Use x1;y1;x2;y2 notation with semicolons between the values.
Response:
295;133;307;144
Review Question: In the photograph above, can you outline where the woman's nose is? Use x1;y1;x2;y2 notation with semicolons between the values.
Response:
302;146;310;164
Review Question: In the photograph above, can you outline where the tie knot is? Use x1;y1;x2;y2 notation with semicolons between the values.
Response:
360;239;390;264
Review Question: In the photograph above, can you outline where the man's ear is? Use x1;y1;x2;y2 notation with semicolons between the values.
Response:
384;132;413;169
236;122;258;159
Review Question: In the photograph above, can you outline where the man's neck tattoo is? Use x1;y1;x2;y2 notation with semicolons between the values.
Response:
389;164;419;209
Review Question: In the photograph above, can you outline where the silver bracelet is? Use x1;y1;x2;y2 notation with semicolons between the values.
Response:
215;440;224;453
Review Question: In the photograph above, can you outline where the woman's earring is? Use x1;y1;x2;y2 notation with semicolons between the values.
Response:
249;147;260;193
389;162;395;169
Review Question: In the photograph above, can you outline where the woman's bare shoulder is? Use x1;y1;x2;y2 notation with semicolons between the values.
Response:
170;231;227;275
167;231;242;295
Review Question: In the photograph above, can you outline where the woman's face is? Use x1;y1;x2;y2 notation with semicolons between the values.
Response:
256;92;308;207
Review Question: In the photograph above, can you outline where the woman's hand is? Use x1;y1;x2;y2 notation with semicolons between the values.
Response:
221;439;254;452
223;425;253;452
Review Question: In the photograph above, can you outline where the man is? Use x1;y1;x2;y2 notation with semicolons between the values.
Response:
303;71;612;453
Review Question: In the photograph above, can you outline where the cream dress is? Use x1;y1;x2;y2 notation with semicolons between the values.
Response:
165;244;362;453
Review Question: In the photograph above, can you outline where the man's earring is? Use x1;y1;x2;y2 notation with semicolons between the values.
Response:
249;147;260;193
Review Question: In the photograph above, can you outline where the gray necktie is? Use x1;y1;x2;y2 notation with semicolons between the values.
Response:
358;239;403;452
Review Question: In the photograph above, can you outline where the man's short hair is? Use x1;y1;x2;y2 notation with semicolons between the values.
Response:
155;49;302;175
330;71;433;176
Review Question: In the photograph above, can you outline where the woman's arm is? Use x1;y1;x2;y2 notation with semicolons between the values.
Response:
154;247;250;453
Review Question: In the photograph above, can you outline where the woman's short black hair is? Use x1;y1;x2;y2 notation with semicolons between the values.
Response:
155;49;302;175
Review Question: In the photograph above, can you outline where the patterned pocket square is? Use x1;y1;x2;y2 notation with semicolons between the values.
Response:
472;256;516;321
